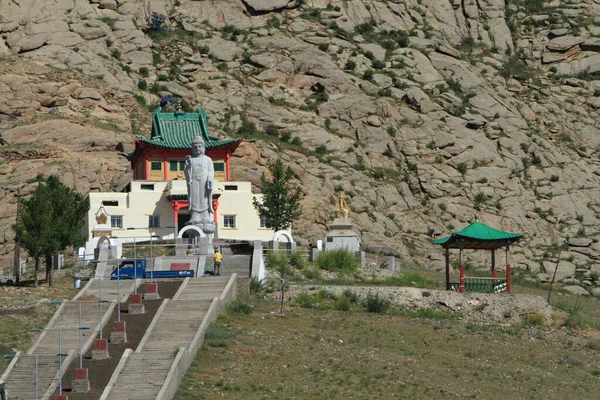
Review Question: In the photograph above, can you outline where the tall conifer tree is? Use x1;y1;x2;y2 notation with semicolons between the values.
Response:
13;176;88;286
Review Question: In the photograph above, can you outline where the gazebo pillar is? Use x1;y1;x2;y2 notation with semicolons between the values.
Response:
491;249;496;279
445;248;450;290
505;246;511;293
459;248;465;293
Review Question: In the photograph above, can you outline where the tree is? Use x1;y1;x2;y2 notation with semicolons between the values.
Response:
253;159;303;232
13;176;88;286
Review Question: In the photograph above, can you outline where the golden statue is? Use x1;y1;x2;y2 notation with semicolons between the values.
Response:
336;194;349;218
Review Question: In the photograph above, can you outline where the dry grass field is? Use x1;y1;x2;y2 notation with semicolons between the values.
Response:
0;276;78;374
2;265;600;399
176;283;600;399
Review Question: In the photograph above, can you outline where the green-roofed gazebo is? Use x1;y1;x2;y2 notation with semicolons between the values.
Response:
125;107;241;181
432;221;523;293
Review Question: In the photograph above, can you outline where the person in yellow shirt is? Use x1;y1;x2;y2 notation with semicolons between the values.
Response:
214;250;222;276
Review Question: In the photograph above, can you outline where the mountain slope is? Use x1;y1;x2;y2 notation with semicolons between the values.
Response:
2;0;600;288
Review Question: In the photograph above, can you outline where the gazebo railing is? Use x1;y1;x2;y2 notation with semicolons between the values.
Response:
449;277;507;293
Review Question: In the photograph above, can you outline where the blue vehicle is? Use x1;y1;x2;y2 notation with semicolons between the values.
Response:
111;258;195;280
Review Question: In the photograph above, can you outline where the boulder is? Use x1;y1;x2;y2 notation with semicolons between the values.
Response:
242;0;294;12
562;285;589;296
546;36;586;52
359;43;386;62
6;33;48;53
73;88;102;101
195;37;242;62
568;238;592;247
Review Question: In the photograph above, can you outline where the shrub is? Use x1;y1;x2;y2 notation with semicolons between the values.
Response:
268;97;286;106
198;45;210;54
280;131;291;142
290;136;302;146
227;298;254;314
457;163;467;175
316;248;360;274
296;292;320;309
363;69;374;81
137;79;148;90
344;60;356;71
110;49;121;60
315;145;329;155
523;312;547;327
138;67;149;77
287;251;306;269
250;276;266;294
303;268;322;280
500;54;532;81
363;291;390;314
204;326;234;347
264;124;279;136
371;59;385;70
341;289;359;303
237;116;258;136
335;296;353;311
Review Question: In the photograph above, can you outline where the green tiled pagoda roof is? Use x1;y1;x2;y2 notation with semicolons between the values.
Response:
124;107;240;159
432;221;522;249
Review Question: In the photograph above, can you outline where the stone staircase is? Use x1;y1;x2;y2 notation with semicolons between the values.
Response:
101;276;235;400
219;254;250;278
0;278;137;399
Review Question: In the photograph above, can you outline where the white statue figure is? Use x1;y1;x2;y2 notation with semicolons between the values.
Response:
184;136;214;226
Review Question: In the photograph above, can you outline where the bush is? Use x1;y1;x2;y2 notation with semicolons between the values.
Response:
204;326;234;347
227;298;254;314
264;124;279;136
137;79;148;90
237;116;258;136
250;276;266;294
363;291;390;314
315;145;329;155
303;268;322;280
288;251;306;269
342;289;359;303
335;296;353;311
111;49;121;60
316;248;360;274
139;67;149;77
264;251;297;277
500;54;532;81
363;69;374;81
371;60;385;70
296;292;317;309
290;136;302;146
344;60;356;71
280;131;291;142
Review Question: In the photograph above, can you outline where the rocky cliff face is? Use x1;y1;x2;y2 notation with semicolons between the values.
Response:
2;0;600;290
